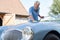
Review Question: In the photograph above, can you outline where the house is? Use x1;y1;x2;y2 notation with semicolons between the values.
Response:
0;0;29;26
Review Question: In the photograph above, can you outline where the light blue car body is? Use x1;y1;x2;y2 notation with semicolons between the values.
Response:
0;22;60;40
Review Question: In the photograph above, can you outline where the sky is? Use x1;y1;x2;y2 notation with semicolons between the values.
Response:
20;0;53;16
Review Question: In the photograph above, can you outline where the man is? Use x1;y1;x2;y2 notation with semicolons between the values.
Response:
29;1;44;22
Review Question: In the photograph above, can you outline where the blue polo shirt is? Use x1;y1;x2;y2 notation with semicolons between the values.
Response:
29;6;40;21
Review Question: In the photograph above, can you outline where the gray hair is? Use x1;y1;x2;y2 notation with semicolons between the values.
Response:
34;1;40;5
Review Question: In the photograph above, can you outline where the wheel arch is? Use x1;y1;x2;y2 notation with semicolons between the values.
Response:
43;30;60;40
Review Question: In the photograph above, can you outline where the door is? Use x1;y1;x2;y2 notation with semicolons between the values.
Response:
0;18;2;26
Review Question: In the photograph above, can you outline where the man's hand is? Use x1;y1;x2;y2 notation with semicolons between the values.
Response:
29;15;34;20
40;16;44;19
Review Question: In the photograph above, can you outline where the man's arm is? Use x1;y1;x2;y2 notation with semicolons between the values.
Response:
29;7;34;21
38;14;44;18
37;8;44;18
38;14;41;17
29;15;34;21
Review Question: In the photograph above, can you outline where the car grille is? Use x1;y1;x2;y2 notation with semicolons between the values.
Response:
2;30;22;40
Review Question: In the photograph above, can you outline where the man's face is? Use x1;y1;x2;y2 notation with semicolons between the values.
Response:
34;3;40;10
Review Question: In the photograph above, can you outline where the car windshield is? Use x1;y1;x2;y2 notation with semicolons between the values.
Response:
40;16;60;22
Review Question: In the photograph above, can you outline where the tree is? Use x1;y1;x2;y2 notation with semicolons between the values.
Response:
50;0;60;15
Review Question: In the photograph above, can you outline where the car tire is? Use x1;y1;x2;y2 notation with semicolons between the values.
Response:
44;33;60;40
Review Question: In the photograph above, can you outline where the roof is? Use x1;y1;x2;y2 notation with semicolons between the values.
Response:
0;0;29;16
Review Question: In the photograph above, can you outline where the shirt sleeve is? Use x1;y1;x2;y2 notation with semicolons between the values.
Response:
29;7;32;15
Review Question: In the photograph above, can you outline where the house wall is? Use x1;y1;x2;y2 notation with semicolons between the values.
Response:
3;14;15;26
14;15;28;25
3;14;28;26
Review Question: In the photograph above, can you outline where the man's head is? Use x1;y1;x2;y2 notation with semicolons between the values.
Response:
34;1;40;10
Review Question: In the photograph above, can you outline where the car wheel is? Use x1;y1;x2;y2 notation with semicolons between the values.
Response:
44;33;60;40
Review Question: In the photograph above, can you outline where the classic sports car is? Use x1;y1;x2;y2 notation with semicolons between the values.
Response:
0;19;60;40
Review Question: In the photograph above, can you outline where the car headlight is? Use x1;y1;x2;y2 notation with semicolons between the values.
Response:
21;26;33;40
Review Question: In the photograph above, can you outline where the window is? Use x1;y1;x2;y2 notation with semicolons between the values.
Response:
15;15;28;20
